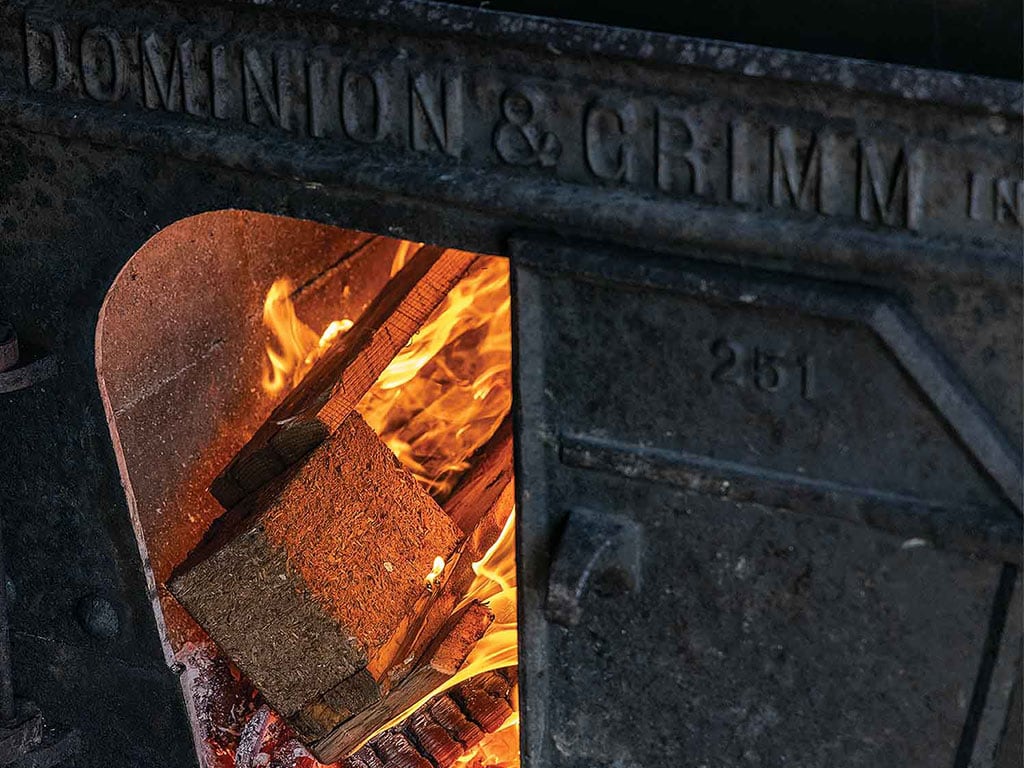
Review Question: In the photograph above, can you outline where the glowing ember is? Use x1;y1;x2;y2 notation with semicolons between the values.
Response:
259;238;518;767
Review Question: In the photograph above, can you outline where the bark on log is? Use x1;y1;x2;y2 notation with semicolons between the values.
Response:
311;602;494;764
169;412;463;742
211;246;479;508
341;669;518;768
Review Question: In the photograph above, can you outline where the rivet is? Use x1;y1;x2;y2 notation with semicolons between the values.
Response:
988;115;1008;136
76;595;120;639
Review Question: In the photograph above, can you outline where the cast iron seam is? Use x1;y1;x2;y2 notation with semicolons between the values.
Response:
289;233;378;298
953;564;1019;768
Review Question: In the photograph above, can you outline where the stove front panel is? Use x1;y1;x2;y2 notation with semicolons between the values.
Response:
511;237;1021;768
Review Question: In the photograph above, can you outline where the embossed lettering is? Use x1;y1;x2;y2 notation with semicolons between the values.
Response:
994;177;1023;227
655;107;704;195
409;71;463;157
15;13;1023;243
493;88;561;167
25;19;75;92
729;119;755;204
857;140;923;230
307;54;340;138
211;44;238;120
584;101;638;183
770;126;824;212
974;173;1024;228
243;45;303;131
968;171;988;221
81;27;127;102
342;69;389;143
710;337;815;400
308;56;390;142
141;33;204;116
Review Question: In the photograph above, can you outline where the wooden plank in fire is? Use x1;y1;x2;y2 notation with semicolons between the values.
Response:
377;421;515;690
210;245;480;509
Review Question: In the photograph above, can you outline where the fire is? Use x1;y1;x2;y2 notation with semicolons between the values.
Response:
258;239;518;766
424;555;446;591
261;280;354;394
358;256;512;499
260;242;512;500
368;506;519;763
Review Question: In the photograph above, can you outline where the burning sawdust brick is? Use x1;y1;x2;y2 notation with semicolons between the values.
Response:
171;411;471;745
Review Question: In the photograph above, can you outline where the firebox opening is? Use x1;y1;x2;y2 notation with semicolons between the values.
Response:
96;210;519;768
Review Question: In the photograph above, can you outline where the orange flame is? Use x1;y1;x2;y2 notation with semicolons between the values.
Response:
424;555;446;591
259;240;518;766
260;244;512;501
260;280;354;394
365;506;519;764
359;256;512;499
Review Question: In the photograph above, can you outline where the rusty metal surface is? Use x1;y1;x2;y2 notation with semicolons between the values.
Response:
0;0;1018;766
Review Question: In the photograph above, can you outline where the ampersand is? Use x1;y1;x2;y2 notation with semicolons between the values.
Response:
493;88;562;168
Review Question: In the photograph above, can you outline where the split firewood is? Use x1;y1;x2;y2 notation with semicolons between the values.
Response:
378;428;515;689
310;601;494;763
169;411;464;743
380;475;516;692
444;417;513;533
451;670;516;733
341;669;518;768
211;245;479;508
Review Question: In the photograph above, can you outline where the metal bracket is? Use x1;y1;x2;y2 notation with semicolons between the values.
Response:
0;323;57;395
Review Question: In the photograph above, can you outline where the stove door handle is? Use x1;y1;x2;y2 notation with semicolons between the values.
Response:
545;507;642;627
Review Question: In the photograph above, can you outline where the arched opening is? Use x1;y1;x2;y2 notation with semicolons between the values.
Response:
96;210;517;768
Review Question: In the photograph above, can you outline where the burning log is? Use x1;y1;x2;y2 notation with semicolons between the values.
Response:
451;670;516;733
341;669;518;768
309;602;494;762
169;411;465;742
444;417;513;534
392;482;514;684
210;245;479;508
378;423;515;688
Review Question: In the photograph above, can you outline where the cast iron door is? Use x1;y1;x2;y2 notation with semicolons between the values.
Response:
511;236;1021;768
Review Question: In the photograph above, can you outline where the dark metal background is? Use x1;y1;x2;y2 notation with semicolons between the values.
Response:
0;1;1019;766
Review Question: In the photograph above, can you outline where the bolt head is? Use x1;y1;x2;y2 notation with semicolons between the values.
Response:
77;595;120;640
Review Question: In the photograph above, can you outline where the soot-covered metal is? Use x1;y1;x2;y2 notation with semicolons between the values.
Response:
0;0;1020;766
